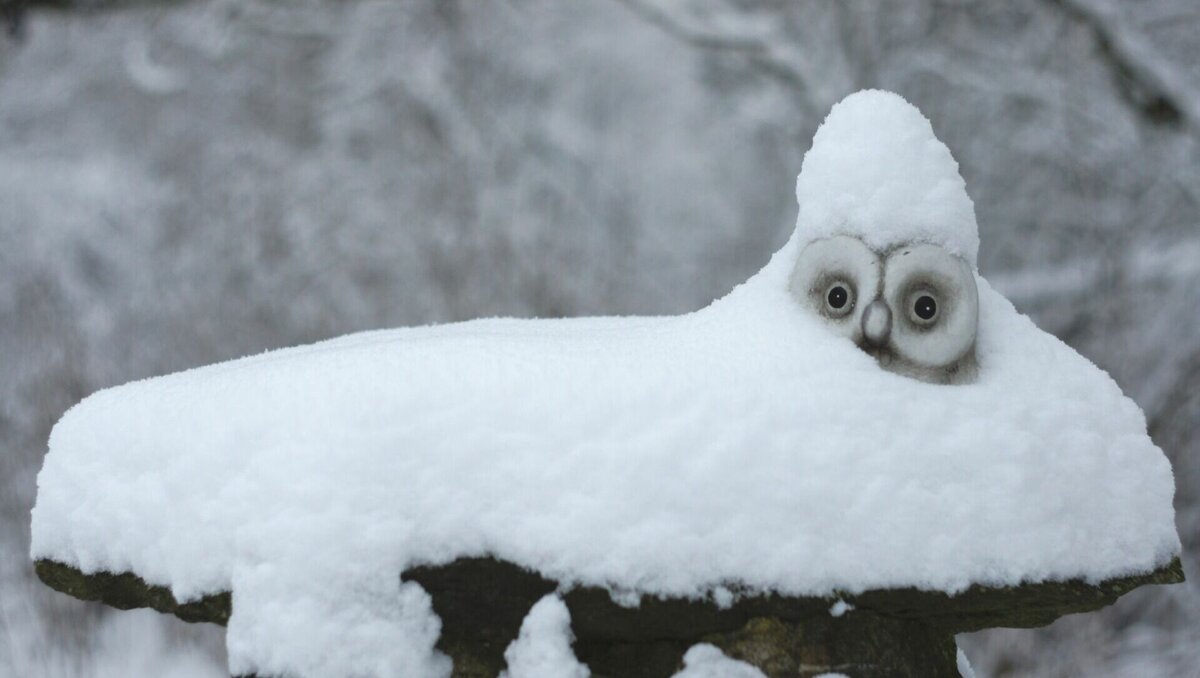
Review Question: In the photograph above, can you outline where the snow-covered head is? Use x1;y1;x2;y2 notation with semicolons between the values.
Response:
789;91;980;383
794;90;979;267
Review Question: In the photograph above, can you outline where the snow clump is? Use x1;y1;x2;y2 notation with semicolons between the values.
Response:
793;89;979;265
670;644;767;678
499;595;589;678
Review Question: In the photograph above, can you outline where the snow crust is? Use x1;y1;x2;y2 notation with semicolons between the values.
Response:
30;91;1179;677
794;90;980;266
499;596;588;678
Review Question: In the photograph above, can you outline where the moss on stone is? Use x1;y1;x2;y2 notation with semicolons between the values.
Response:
34;558;230;625
699;612;959;678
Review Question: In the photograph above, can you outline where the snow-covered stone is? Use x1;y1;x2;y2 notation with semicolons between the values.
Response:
30;90;1180;678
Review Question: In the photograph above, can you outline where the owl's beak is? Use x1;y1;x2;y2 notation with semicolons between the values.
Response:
861;299;892;348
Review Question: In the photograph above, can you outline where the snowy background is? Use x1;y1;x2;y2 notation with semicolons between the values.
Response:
0;1;1197;676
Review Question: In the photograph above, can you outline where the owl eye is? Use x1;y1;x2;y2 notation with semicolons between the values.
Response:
882;243;978;372
790;236;881;339
824;281;854;317
909;292;938;325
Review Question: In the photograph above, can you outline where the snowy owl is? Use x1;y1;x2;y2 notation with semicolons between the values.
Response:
789;236;978;383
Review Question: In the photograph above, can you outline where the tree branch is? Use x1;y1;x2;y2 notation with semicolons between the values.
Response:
1;0;190;39
1049;0;1200;134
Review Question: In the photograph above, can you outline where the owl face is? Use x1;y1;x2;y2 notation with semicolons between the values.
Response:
789;236;978;383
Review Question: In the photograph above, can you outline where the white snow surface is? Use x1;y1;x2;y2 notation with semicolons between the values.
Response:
31;92;1179;677
671;644;766;678
795;90;980;266
499;596;588;678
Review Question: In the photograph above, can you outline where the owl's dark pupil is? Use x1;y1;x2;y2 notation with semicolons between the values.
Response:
827;286;849;309
914;295;937;320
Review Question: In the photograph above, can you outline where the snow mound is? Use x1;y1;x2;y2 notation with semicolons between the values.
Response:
500;596;589;678
671;645;766;678
30;91;1179;677
794;89;979;265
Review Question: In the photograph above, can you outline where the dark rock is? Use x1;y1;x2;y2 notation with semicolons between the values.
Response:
34;555;1184;677
34;558;230;625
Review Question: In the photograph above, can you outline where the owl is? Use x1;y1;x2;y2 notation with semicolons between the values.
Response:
789;235;978;384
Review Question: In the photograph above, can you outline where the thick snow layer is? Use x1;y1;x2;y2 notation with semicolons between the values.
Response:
499;596;588;678
795;90;980;266
671;645;766;678
30;92;1179;677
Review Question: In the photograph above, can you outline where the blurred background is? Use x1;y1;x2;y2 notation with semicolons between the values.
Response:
1;0;1197;676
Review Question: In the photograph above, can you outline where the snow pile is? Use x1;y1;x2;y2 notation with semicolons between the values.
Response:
31;90;1179;678
671;645;766;678
794;90;979;265
499;596;588;678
